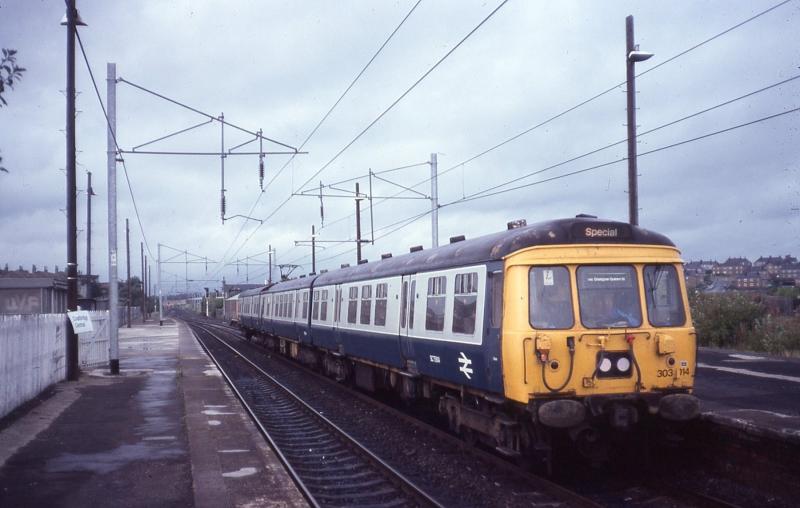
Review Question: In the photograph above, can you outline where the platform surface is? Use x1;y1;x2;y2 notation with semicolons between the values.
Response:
0;319;307;507
695;347;800;443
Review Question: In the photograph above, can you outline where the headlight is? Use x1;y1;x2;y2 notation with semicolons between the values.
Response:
598;357;612;373
616;357;631;372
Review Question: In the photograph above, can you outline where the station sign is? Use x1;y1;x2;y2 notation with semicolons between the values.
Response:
67;310;94;334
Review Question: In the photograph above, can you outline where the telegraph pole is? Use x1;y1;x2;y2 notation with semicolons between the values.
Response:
106;62;120;374
64;0;80;381
268;244;273;284
311;225;316;274
355;183;363;263
158;243;164;325
148;264;151;315
430;152;439;248
126;218;131;328
85;170;93;298
625;15;653;226
140;242;145;322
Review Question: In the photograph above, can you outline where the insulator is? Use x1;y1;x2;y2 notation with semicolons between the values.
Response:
221;193;226;217
259;155;265;188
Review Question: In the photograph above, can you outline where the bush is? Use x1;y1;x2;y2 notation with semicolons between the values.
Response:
689;292;765;349
753;315;800;356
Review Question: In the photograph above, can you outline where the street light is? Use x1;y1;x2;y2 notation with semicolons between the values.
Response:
625;15;653;227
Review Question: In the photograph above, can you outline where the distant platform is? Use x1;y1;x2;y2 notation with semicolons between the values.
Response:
695;347;800;443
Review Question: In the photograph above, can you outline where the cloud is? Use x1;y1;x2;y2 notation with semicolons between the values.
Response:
1;0;798;292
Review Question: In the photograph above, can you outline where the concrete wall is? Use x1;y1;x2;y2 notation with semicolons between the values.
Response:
0;311;110;420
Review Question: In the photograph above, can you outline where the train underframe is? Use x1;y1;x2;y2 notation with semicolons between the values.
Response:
244;328;694;470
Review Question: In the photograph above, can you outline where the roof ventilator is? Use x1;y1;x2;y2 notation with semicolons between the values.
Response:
381;253;392;259
358;259;368;265
340;263;350;268
507;219;527;230
410;245;423;253
449;235;466;243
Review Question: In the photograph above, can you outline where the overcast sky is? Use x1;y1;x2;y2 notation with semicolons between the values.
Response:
1;0;798;294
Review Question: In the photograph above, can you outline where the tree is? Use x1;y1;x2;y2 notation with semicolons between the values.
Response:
0;48;25;107
1;48;26;173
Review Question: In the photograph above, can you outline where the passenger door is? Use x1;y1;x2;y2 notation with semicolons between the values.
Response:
398;274;417;362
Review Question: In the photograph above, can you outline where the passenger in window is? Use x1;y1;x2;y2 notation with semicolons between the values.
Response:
589;293;638;328
538;282;573;329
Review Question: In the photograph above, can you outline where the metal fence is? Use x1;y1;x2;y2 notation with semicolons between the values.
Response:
0;311;110;420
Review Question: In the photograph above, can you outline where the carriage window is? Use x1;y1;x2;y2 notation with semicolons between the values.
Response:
425;276;447;331
400;281;408;328
577;265;642;328
302;291;309;319
312;290;320;320
453;272;478;334
375;283;388;326
347;287;358;324
491;272;504;328
320;290;329;321
360;285;372;325
644;265;686;327
529;267;574;329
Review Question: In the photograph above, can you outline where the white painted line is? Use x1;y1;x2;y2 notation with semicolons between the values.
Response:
208;420;222;426
222;467;258;478
202;409;235;416
727;409;798;419
203;369;222;377
698;363;800;384
219;449;250;454
728;354;765;361
143;436;177;441
203;404;228;408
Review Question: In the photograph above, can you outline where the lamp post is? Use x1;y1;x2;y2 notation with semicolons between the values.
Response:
625;15;653;227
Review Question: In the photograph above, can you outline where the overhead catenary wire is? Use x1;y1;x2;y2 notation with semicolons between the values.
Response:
294;105;800;269
75;31;154;260
207;0;424;280
313;0;797;233
214;0;510;277
465;73;800;200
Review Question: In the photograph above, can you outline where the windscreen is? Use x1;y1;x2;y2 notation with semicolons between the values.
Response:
577;265;642;328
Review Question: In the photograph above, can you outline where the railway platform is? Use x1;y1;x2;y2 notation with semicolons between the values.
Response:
695;347;800;444
0;319;307;508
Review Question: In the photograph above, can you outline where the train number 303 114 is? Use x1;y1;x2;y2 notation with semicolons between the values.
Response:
657;367;691;377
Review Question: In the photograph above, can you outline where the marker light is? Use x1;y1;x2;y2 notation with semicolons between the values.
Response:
616;357;631;372
598;358;612;373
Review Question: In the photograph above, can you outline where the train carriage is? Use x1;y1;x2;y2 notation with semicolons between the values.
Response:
238;216;698;461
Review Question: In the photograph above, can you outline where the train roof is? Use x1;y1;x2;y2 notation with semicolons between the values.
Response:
238;287;267;297
242;217;674;293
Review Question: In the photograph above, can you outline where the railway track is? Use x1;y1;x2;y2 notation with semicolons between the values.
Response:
190;321;441;508
185;316;760;507
186;317;598;507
